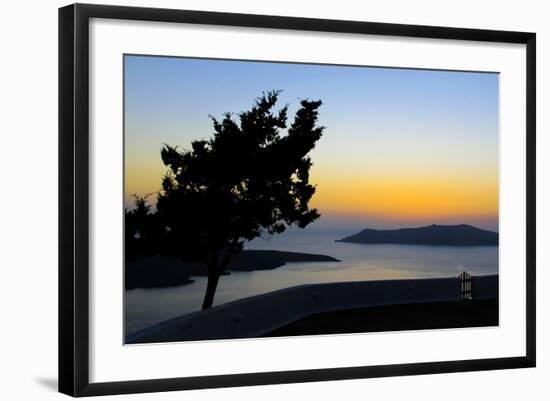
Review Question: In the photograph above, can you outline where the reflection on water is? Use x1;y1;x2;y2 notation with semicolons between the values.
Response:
125;229;498;334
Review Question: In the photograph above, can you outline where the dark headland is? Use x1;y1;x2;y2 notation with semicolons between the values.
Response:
126;250;340;290
336;224;498;246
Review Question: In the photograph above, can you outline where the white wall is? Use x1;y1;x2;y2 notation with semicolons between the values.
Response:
0;0;547;399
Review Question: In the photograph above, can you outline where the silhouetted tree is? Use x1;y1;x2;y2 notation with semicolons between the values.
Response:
128;91;324;309
125;195;164;262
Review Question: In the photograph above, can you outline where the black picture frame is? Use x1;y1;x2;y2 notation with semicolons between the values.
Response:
59;3;536;397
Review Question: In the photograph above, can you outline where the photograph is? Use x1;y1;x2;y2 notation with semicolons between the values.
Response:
123;55;500;344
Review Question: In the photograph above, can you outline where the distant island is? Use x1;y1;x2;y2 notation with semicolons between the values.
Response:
126;250;340;290
336;224;498;246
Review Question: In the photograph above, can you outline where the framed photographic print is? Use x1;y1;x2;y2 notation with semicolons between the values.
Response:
58;3;536;397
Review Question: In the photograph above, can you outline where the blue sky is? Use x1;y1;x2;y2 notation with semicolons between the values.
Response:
124;55;499;231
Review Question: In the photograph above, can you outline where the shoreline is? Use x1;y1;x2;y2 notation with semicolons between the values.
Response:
125;250;340;290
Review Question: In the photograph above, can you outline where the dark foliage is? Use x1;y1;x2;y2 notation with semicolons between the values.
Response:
125;91;324;308
125;195;165;262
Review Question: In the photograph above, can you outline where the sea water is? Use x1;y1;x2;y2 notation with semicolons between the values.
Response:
124;228;498;334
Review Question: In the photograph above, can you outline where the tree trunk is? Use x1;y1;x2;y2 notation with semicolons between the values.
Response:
201;247;238;310
202;270;220;310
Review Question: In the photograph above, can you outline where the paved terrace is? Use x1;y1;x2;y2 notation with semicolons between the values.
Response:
126;274;498;344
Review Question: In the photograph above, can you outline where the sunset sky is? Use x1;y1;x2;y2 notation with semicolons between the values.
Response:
124;55;499;232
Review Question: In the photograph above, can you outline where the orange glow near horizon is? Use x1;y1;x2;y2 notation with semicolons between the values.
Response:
125;158;499;226
125;158;166;203
308;169;498;223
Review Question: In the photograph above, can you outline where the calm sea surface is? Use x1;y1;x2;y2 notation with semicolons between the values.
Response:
125;228;498;334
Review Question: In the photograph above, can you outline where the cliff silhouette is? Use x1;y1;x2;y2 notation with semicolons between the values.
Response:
336;224;498;246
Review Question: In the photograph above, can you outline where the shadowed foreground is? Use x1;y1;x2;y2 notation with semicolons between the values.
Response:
264;299;498;337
